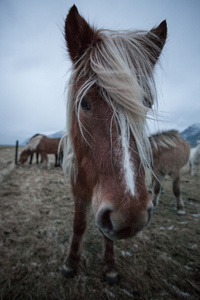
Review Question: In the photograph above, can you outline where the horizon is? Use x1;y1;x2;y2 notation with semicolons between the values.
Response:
1;122;200;147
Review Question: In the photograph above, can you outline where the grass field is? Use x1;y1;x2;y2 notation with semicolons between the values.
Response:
0;146;199;299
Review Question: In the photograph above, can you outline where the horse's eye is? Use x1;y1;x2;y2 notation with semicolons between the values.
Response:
80;97;91;110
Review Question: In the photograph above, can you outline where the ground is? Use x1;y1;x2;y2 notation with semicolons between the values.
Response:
0;146;199;300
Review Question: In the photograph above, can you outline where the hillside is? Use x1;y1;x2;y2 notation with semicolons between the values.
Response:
181;123;200;147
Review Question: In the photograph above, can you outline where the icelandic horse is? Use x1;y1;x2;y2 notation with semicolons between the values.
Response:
149;130;190;215
62;5;167;284
18;135;47;165
19;135;62;167
189;141;200;176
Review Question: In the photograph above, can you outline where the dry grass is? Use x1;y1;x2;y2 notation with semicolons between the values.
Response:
0;146;200;299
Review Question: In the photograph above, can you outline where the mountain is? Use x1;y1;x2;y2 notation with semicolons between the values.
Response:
21;124;200;148
47;131;63;139
181;123;200;147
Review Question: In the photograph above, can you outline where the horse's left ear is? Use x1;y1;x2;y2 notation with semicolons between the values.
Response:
146;20;167;65
65;5;95;63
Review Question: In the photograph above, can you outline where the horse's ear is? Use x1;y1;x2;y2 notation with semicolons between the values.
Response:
146;20;167;65
65;5;95;63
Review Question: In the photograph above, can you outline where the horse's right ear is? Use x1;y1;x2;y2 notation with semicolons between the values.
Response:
65;5;95;63
146;20;167;66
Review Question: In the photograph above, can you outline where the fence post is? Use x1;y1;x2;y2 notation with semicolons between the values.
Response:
15;140;19;165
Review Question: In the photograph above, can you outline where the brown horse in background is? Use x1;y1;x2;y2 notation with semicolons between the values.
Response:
19;135;62;167
149;130;190;215
62;5;167;284
19;135;47;165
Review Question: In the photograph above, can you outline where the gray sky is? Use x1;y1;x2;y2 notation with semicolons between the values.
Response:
0;0;200;145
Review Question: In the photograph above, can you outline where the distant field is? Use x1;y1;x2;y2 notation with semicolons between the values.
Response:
0;146;17;182
0;146;200;300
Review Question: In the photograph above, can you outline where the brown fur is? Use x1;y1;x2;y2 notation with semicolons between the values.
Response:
150;130;190;214
19;137;61;167
62;5;167;284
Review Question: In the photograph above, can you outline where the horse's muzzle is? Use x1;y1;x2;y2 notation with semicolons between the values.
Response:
96;202;153;241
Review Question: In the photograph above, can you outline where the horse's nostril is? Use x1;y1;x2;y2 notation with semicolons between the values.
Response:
97;208;113;233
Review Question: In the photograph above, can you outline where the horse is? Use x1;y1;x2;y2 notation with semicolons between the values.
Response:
189;141;200;176
19;135;47;165
149;130;190;215
19;135;62;167
62;5;167;284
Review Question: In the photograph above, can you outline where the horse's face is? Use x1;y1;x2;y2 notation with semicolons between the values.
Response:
18;150;29;164
65;6;167;241
71;81;152;240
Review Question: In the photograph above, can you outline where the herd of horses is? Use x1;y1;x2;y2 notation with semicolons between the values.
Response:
18;5;199;284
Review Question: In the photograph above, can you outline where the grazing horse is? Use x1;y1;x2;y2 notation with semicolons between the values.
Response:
149;130;190;215
19;135;61;167
19;135;47;164
62;5;167;284
189;141;200;176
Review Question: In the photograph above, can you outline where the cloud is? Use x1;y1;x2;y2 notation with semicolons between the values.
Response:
0;0;200;144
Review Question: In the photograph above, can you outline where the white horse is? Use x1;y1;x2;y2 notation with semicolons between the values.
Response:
189;141;200;176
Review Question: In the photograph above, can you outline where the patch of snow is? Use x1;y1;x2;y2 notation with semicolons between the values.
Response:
121;251;132;257
168;225;174;230
189;244;198;249
121;289;134;297
172;285;190;298
103;289;115;298
192;213;200;218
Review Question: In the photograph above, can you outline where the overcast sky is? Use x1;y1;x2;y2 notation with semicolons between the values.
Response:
0;0;200;145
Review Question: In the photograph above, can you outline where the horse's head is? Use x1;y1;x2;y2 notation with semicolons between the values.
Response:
64;5;167;241
18;150;30;164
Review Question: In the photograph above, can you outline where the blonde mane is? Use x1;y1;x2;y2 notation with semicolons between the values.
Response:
63;29;163;179
149;130;180;153
24;135;44;151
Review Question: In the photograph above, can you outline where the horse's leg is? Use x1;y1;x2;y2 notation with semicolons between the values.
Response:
41;153;48;168
151;174;164;208
59;153;63;167
103;236;118;285
195;163;199;176
190;162;194;176
62;197;88;278
58;153;62;167
44;154;49;169
29;154;33;165
40;153;42;163
171;173;185;215
36;153;39;164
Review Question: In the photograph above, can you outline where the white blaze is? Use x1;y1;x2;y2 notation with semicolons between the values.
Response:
119;112;135;196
